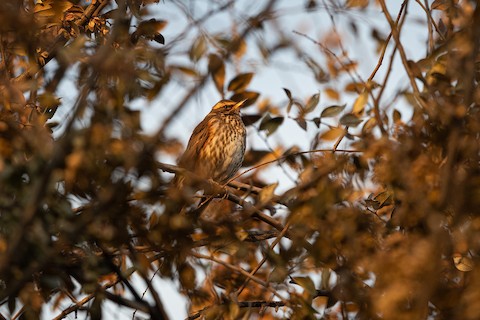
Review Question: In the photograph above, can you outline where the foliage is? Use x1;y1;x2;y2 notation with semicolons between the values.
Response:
1;0;480;319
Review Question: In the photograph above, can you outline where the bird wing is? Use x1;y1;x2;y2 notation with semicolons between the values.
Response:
178;114;218;173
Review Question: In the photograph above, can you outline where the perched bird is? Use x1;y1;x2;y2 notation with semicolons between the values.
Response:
175;99;247;187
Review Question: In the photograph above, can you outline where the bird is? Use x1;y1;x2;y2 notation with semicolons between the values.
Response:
175;99;247;189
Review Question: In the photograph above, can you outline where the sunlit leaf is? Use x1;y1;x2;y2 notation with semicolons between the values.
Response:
320;127;344;141
227;73;254;92
346;0;369;9
258;182;278;204
453;253;474;272
352;91;368;115
324;87;340;100
345;82;364;93
393;109;402;123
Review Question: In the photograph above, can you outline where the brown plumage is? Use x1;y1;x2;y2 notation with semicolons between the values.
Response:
175;99;247;186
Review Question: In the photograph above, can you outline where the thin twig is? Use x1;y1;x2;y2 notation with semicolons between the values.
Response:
235;220;292;296
378;0;428;110
191;252;287;303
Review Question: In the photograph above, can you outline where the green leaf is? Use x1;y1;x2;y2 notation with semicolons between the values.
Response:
227;73;254;92
320;104;346;118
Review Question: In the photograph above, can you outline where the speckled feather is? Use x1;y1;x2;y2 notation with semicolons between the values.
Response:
177;100;246;183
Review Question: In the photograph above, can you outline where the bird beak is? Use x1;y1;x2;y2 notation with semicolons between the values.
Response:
233;99;248;111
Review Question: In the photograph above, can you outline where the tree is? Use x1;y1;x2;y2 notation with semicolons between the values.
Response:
1;0;480;319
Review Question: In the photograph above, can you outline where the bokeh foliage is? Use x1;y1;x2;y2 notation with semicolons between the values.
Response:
1;0;480;319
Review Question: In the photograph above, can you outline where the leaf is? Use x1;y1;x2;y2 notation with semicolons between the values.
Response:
305;93;320;113
393;109;402;123
208;54;225;95
169;65;198;77
362;117;377;134
346;0;369;9
453;253;474;272
431;0;449;10
321;104;346;118
229;91;259;107
374;191;393;209
313;117;321;128
296;118;307;131
241;114;262;126
131;19;167;44
227;73;254;92
325;87;340;100
344;82;364;93
258;182;278;204
259;115;284;136
352;91;368;115
320;127;344;141
291;276;316;296
243;149;271;166
189;36;206;62
283;88;292;100
340;113;362;127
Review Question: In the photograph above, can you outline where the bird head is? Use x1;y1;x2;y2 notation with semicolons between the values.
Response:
211;99;247;114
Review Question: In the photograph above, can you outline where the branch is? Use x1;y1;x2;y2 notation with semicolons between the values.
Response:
187;300;288;320
235;221;291;296
191;252;287;303
378;0;428;110
156;0;277;136
14;0;111;83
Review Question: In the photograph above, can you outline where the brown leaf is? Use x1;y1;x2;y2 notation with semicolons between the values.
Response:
229;91;259;108
324;87;340;100
189;36;206;62
346;0;369;9
259;115;284;136
208;54;225;95
227;73;254;92
321;104;346;118
241;114;262;126
340;113;362;127
305;93;320;113
243;149;271;166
